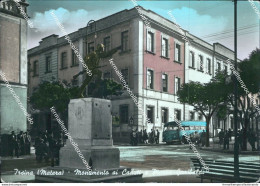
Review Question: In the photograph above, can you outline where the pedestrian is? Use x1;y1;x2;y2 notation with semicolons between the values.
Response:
143;129;148;144
228;128;232;141
18;131;25;156
15;134;20;158
150;129;155;144
200;130;206;147
130;129;134;146
155;129;160;144
9;131;16;157
223;130;229;150
219;129;224;146
24;131;31;155
138;130;143;144
238;129;243;150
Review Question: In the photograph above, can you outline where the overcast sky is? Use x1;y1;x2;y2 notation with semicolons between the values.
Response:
27;0;260;60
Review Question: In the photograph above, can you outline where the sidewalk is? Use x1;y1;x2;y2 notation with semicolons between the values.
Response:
199;141;259;155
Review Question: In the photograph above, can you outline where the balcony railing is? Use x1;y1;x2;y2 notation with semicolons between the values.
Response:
0;0;28;16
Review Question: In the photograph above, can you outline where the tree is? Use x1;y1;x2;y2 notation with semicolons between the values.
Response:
177;73;228;147
30;81;79;113
225;48;260;150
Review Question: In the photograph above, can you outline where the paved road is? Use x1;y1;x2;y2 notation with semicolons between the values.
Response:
117;144;260;182
2;144;259;183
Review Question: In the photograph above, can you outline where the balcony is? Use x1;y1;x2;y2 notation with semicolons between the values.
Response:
0;0;28;17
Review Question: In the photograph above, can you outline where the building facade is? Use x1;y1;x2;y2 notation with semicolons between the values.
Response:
0;0;29;134
28;6;247;142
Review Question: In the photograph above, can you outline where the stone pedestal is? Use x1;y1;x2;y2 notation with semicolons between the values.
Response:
59;98;119;170
36;98;142;183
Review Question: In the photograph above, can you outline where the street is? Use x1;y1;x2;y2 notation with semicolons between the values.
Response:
118;144;260;182
1;144;259;183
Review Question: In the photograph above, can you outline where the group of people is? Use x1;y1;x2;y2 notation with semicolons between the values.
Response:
9;131;31;158
190;130;206;147
218;129;232;150
219;128;257;151
34;130;63;166
130;129;160;146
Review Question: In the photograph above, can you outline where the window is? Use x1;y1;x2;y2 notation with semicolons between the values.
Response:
174;109;181;121
147;69;154;89
190;126;195;130
175;77;181;94
198;55;203;71
72;50;78;66
217;62;221;72
198;113;203;120
103;72;111;79
190;111;195;121
121;69;129;84
190;51;195;68
147;106;154;123
207;58;211;74
161;38;168;57
224;65;228;73
147;31;154;52
119;105;129;124
162;74;168;92
33;60;39;76
121;31;129;51
161;108;168;124
45;56;51;73
88;42;94;54
184;126;190;130
256;99;259;106
61;52;68;69
195;126;200;130
175;43;181;62
104;36;111;52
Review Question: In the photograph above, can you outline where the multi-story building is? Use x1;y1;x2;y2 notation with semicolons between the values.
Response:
28;6;240;142
0;0;29;135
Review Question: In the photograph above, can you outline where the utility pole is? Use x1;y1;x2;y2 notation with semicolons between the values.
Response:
233;0;240;181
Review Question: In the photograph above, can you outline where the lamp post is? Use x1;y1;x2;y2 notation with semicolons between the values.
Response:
233;0;240;180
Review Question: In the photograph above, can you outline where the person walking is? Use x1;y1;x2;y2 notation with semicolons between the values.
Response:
143;129;148;144
17;131;25;156
24;132;31;155
223;130;229;150
155;129;160;144
228;128;232;141
201;130;206;147
219;129;224;146
9;131;16;157
14;134;20;158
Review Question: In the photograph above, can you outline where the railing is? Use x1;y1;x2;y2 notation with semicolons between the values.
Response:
0;0;27;15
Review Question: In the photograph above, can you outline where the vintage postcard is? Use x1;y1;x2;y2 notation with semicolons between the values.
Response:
0;0;260;184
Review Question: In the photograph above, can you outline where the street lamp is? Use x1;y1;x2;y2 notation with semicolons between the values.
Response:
233;0;240;180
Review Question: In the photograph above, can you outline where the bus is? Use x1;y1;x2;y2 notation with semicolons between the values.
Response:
162;121;206;144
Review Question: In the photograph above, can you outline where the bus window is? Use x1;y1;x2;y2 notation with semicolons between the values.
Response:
183;126;190;130
189;126;195;130
201;126;206;130
194;126;200;130
173;127;179;130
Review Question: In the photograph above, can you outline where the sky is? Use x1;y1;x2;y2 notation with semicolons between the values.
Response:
26;0;260;60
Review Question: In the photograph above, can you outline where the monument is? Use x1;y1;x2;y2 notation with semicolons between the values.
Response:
35;98;142;182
